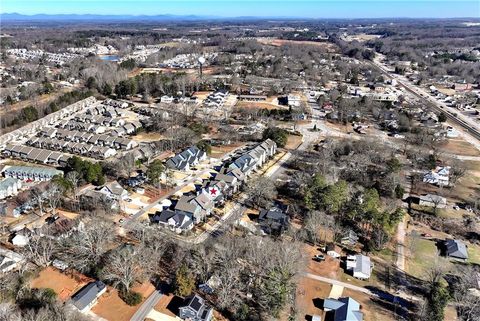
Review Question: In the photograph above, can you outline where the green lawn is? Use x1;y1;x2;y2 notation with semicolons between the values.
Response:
468;243;480;265
406;238;441;279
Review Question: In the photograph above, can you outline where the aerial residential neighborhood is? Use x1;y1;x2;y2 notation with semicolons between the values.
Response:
0;1;479;321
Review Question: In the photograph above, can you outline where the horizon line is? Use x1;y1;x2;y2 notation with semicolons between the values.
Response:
2;12;480;20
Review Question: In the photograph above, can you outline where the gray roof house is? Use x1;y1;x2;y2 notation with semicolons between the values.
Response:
323;297;363;321
152;209;194;233
71;281;106;313
419;194;447;208
179;294;213;321
346;254;372;280
444;239;469;261
97;181;129;201
341;230;359;246
166;146;206;171
259;207;289;235
175;194;213;224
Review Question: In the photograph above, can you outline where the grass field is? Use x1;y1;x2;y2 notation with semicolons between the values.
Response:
406;238;444;279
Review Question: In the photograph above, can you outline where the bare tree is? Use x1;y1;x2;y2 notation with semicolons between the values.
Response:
246;177;277;209
23;234;56;267
58;218;115;272
47;183;63;215
102;246;145;293
66;171;80;201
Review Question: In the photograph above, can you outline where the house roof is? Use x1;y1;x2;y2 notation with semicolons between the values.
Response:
353;254;371;277
181;294;213;321
175;196;198;214
324;297;363;321
445;239;468;259
259;208;287;222
71;281;105;311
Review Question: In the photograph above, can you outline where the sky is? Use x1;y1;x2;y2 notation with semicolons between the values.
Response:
1;0;479;19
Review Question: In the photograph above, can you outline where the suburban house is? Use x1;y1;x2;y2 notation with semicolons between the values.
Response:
423;166;450;186
0;177;22;200
97;181;129;201
0;247;25;273
326;243;342;259
166;146;207;171
175;194;213;223
179;294;213;321
258;207;289;235
419;194;447;208
346;254;372;280
71;281;107;313
323;297;363;321
152;209;194;233
341;230;359;246
444;239;469;261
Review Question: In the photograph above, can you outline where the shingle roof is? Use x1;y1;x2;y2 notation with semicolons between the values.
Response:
445;239;468;259
71;281;105;311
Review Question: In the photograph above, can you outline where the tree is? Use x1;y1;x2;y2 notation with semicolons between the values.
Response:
102;246;144;294
66;171;80;201
174;264;195;297
58;218;115;273
146;160;165;187
425;281;450;321
322;180;349;214
24;234;56;267
197;140;212;155
85;76;97;90
102;83;113;96
262;127;288;147
438;112;447;123
386;157;402;173
246;177;277;209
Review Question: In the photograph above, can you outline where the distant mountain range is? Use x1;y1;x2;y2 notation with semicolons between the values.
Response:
0;12;268;22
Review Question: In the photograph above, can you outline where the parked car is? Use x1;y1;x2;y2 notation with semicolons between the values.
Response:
313;254;325;262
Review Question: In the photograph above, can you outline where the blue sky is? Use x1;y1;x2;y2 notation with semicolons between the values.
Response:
2;1;479;18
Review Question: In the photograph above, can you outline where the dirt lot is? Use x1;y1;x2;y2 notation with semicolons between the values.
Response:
235;100;288;111
30;267;92;301
284;134;303;150
438;138;480;157
257;38;338;52
92;282;155;321
342;288;397;321
154;293;179;317
295;276;331;319
210;143;244;159
132;131;165;142
305;244;341;279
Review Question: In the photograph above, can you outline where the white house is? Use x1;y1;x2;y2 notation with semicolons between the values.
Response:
0;178;22;199
423;166;450;186
346;254;372;280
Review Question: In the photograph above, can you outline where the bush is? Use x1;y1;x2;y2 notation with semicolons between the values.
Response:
120;290;143;306
262;127;288;147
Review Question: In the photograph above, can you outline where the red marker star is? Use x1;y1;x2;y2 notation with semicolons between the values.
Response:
210;188;217;196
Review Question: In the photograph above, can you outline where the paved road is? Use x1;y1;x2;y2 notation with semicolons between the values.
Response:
302;272;373;295
371;55;480;148
130;289;163;321
122;169;211;229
